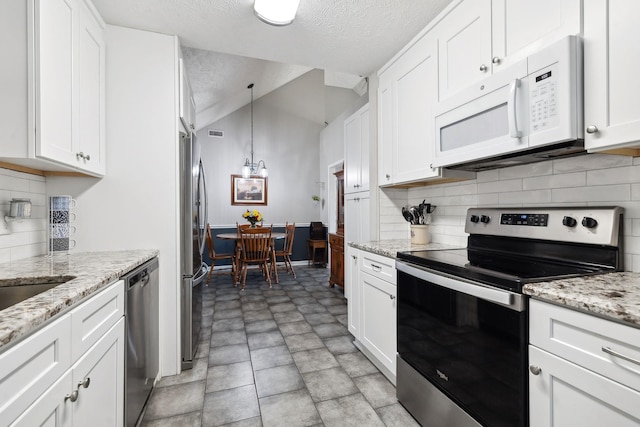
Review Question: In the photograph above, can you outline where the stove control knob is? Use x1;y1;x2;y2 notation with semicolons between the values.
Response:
582;217;598;229
480;215;491;224
470;215;480;223
562;216;577;228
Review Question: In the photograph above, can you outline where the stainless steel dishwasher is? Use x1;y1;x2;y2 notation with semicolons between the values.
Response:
123;257;159;427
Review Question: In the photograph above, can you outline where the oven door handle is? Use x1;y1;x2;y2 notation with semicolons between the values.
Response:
397;261;524;310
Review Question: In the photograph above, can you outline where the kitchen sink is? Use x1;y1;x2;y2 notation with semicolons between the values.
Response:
0;276;75;311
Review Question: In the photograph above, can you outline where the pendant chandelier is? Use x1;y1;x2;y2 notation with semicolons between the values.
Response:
242;83;268;178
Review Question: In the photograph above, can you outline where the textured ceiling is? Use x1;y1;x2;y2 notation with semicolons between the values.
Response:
91;0;453;127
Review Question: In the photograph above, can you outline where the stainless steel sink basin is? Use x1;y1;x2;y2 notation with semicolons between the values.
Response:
0;277;75;311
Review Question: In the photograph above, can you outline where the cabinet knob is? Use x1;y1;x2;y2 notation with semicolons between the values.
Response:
386;174;390;180
79;377;91;389
492;56;501;64
65;390;79;402
389;295;396;300
586;125;599;134
479;64;488;72
529;365;542;375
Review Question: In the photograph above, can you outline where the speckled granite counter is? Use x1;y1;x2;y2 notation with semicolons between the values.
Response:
523;273;640;328
349;239;462;258
0;250;158;351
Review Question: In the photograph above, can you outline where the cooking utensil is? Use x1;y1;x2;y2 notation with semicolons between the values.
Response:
402;206;413;223
409;206;420;225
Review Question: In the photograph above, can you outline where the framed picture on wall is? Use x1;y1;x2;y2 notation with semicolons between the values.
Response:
231;175;268;205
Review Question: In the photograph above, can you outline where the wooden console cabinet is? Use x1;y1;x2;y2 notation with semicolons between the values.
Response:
329;232;344;288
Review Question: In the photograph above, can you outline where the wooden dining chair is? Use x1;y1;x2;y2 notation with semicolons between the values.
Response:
205;223;236;285
273;222;296;278
237;226;273;290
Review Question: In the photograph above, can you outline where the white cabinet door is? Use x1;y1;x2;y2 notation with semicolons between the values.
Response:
344;104;370;194
437;0;492;100
76;0;105;175
393;36;439;183
346;247;360;339
72;318;125;427
491;0;582;71
34;0;77;166
31;0;105;176
11;371;73;427
360;272;396;376
529;346;640;427
584;0;640;152
344;193;370;246
0;314;72;425
377;79;393;186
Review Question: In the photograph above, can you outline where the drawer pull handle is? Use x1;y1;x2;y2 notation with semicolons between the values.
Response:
602;346;640;366
65;390;79;403
371;264;382;272
529;365;542;375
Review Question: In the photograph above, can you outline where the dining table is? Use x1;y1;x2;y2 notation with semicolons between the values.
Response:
216;232;286;285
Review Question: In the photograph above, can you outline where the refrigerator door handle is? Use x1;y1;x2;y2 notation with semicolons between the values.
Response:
199;159;208;257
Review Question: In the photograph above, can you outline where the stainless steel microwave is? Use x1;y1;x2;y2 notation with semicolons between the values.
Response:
432;36;583;170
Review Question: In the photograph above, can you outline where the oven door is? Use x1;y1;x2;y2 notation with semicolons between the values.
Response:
396;261;528;427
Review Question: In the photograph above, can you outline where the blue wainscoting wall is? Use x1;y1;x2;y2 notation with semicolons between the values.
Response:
203;224;327;269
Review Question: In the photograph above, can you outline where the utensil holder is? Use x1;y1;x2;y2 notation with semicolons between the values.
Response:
410;225;429;245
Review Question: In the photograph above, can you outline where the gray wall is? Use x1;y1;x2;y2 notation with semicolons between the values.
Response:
198;69;359;228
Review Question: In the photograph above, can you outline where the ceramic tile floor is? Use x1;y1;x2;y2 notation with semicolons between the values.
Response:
140;265;420;427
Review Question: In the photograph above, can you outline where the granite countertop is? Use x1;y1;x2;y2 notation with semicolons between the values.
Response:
348;239;462;258
0;250;159;351
523;272;640;328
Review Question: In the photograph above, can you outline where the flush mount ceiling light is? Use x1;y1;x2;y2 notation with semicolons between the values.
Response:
254;0;300;26
242;83;268;178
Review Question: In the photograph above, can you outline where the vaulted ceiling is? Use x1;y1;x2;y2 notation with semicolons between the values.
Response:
91;0;453;128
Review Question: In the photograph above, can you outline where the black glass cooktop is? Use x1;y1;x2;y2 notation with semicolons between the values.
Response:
396;248;610;293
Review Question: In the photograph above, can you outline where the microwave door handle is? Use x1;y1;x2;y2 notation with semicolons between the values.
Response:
508;78;522;138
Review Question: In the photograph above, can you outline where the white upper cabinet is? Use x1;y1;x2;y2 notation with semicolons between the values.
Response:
378;22;475;187
32;0;106;176
491;0;582;71
437;0;492;101
584;0;640;152
378;35;440;186
344;104;370;194
76;1;106;174
437;0;581;101
0;0;105;176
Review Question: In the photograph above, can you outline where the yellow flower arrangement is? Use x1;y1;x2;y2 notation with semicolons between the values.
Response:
242;209;263;227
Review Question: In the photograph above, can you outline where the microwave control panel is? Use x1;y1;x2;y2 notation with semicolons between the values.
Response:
529;63;559;133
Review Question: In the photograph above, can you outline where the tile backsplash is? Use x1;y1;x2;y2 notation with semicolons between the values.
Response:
0;168;47;263
381;154;640;272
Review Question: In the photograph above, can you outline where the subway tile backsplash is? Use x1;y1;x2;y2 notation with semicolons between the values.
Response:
0;168;47;263
394;154;640;272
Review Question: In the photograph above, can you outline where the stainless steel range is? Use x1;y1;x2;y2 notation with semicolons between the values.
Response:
396;206;624;427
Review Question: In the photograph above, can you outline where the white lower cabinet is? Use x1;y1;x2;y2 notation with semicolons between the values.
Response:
69;317;124;427
346;246;360;337
360;272;396;379
348;249;397;384
1;280;125;426
529;299;640;426
13;318;124;427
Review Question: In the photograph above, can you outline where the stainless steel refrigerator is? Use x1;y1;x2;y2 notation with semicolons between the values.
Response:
180;131;208;370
